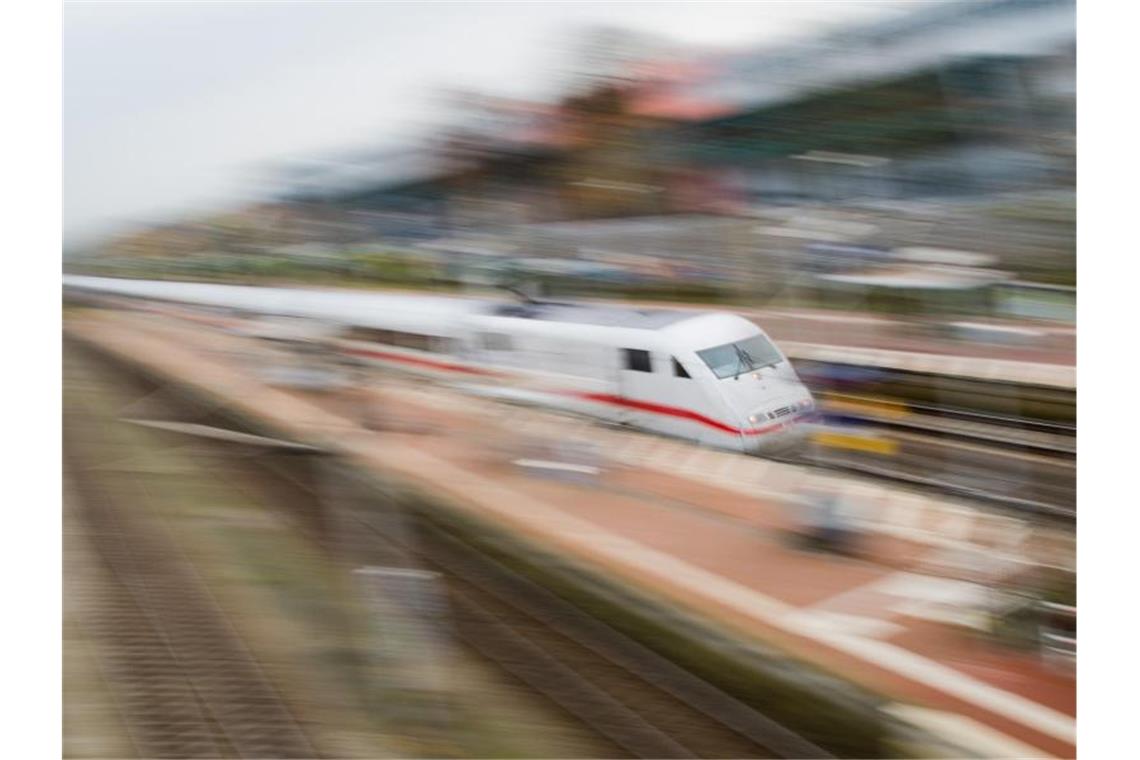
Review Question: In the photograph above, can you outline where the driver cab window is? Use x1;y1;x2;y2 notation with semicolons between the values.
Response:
672;357;691;378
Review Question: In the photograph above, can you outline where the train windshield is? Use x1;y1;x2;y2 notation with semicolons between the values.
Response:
697;334;783;379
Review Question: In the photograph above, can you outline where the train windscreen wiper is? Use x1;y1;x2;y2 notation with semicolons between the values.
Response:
732;343;755;379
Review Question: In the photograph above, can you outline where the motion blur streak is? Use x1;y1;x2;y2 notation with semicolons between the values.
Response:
64;2;1075;759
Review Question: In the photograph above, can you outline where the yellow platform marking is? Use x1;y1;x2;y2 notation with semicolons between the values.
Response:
821;392;911;420
813;430;899;455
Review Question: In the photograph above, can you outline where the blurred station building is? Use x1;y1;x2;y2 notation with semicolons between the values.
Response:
280;1;1073;222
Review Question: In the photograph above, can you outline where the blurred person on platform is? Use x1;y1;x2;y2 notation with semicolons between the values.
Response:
795;483;862;556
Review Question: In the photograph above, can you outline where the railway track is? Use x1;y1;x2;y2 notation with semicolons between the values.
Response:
238;422;821;757
64;350;319;760
802;391;1075;519
795;360;1076;424
408;516;831;759
802;452;1074;520
816;392;1074;455
249;438;839;759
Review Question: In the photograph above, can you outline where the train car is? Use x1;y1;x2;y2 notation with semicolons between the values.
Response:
64;275;816;454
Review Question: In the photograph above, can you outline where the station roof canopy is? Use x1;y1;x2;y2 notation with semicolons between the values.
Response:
817;264;1012;290
895;247;998;268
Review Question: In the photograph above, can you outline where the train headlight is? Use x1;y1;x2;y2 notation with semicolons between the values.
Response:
748;414;758;424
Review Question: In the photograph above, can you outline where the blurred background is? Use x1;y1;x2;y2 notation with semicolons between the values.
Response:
63;2;1076;759
66;0;1074;321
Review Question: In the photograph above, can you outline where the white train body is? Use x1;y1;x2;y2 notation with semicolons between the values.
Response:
65;276;816;454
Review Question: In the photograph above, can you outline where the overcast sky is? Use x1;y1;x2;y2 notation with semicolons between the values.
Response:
64;1;908;246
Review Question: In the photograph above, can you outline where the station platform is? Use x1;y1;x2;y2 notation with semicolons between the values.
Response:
64;309;1076;758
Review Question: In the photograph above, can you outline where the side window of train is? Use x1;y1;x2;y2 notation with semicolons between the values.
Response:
407;333;433;352
673;357;691;379
350;326;389;344
384;331;432;351
623;348;652;373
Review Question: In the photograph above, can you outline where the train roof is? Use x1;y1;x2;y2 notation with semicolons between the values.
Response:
64;276;728;335
483;301;697;329
64;275;484;317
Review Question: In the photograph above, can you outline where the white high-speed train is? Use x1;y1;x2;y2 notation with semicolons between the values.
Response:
64;275;816;454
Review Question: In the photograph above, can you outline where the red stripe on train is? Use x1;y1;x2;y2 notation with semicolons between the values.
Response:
571;392;784;437
344;347;503;377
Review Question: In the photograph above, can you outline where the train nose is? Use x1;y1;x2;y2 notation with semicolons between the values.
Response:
746;397;814;426
744;397;816;456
